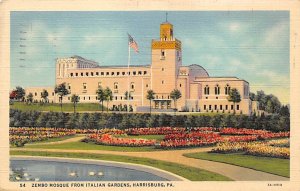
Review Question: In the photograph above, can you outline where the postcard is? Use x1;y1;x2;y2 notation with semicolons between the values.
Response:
0;0;300;190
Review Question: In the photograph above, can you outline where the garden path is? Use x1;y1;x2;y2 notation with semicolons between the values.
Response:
12;146;289;181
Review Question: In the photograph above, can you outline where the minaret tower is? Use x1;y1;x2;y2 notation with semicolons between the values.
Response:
151;16;182;109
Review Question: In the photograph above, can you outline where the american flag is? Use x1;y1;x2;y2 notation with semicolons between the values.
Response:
128;34;139;53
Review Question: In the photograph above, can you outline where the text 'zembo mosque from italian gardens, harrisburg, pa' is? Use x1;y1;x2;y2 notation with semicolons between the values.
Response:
24;19;258;115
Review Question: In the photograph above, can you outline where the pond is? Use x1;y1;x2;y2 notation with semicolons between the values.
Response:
10;157;182;181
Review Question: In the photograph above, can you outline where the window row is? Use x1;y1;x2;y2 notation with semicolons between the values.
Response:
66;95;134;101
70;70;148;77
34;92;55;96
204;84;231;95
203;104;240;111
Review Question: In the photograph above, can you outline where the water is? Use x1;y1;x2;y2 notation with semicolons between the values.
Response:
10;160;169;181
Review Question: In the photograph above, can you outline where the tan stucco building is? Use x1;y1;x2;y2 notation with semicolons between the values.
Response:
25;21;258;114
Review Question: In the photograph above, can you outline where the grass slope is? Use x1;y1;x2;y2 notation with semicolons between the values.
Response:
184;152;289;178
11;102;105;112
10;150;231;181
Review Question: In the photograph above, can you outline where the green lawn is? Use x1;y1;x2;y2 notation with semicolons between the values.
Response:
10;150;231;181
10;102;105;112
115;134;165;142
184;152;289;178
25;141;161;152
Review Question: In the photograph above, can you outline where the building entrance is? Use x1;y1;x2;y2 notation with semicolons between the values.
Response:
154;100;171;109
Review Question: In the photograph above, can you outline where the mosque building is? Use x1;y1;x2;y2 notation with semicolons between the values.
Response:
25;20;258;115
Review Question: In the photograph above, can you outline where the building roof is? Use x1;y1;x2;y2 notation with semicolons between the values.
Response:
187;64;210;77
96;64;151;68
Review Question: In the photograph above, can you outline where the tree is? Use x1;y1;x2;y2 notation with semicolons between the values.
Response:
124;91;132;112
41;89;49;104
9;90;18;100
170;89;182;112
26;93;33;104
54;83;70;112
251;91;282;113
104;87;113;112
227;88;241;114
71;94;80;113
96;86;105;112
249;92;256;101
279;105;290;116
15;86;25;101
146;90;155;114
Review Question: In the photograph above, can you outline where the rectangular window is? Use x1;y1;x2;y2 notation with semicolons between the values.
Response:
138;71;142;75
231;105;234;110
214;105;217;110
237;105;240;110
101;72;104;75
115;96;118;100
52;92;54;96
204;105;207;110
83;83;87;89
220;105;223;110
226;105;228;110
86;72;89;76
122;72;125;75
70;73;73;77
96;72;99;76
81;73;83;76
98;82;101;88
111;72;114;75
133;71;136;75
106;72;109;75
144;71;147;75
209;105;212;110
117;72;120;75
161;50;165;59
76;73;78;76
91;72;94;76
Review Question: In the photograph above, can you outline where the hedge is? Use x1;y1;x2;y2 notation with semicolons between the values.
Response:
9;109;289;132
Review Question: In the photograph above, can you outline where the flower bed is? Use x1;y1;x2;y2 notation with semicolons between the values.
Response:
9;127;77;147
267;139;289;148
84;133;156;147
219;128;269;135
160;132;222;148
125;127;185;135
245;144;289;159
211;141;290;159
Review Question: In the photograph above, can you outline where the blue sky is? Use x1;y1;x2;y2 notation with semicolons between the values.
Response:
10;11;290;104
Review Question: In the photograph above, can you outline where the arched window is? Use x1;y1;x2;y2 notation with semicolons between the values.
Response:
204;85;210;95
114;82;118;89
225;84;231;95
215;84;220;95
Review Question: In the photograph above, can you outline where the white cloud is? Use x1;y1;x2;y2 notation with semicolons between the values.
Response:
263;21;288;46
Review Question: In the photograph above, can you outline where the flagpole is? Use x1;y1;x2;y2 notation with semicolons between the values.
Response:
127;40;131;113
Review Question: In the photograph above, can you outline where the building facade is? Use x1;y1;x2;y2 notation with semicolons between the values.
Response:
25;21;258;114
